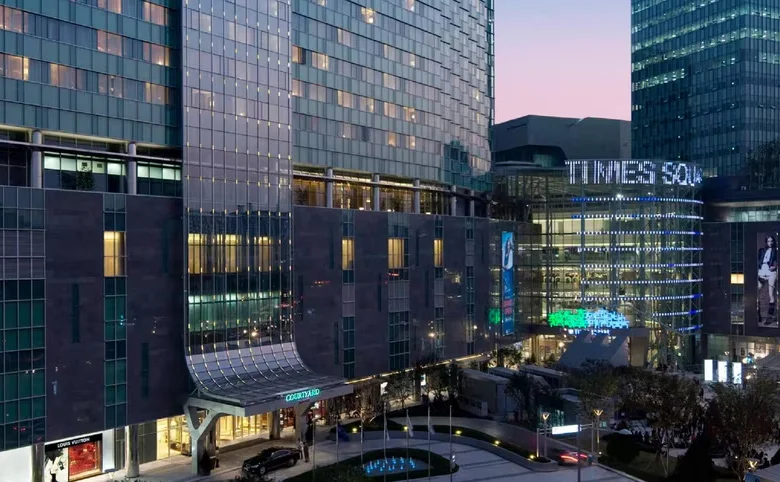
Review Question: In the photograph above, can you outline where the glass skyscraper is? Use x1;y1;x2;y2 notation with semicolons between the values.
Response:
291;0;494;191
631;0;780;177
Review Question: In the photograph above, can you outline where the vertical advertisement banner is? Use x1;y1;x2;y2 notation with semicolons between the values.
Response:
501;231;515;336
755;232;779;330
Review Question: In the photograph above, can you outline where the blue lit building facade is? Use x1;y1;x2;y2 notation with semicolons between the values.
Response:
631;0;780;177
494;160;703;367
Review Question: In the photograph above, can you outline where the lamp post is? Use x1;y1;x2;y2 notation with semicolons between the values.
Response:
541;412;550;457
593;409;603;458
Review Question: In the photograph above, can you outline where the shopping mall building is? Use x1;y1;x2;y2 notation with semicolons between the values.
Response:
493;159;704;366
0;0;510;481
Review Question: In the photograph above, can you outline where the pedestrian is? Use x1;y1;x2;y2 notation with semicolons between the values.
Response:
303;439;310;462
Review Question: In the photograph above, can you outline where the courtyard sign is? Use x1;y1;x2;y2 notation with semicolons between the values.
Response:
284;388;321;403
548;308;629;332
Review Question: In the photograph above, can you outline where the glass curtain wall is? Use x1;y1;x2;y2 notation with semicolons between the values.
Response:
182;0;295;380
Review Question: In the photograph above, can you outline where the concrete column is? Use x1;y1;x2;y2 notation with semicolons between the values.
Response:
184;404;220;476
325;167;334;208
31;130;42;189
269;409;282;440
468;189;475;217
413;179;421;214
372;174;381;211
294;403;312;441
449;185;458;216
125;424;140;478
32;443;45;482
126;142;137;195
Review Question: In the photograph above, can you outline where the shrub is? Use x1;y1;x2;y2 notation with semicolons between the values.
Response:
605;434;640;464
667;433;717;482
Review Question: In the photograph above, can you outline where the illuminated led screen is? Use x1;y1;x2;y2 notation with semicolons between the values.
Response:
566;160;703;187
548;308;630;331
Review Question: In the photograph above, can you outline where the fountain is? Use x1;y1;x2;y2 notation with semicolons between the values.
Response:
363;456;429;476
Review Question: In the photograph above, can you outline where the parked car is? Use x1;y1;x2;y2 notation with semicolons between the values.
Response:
242;447;302;476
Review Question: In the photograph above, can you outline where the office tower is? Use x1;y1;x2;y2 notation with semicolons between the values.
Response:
631;0;780;177
0;0;505;479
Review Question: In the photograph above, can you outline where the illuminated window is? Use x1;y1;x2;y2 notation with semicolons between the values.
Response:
312;52;329;70
50;64;77;89
407;53;416;67
149;44;168;66
406;135;416;150
1;7;23;32
97;31;123;56
473;88;481;101
383;73;398;89
188;234;203;274
383;45;397;61
5;56;28;80
104;232;126;277
256;236;272;273
337;29;352;46
98;0;122;13
316;0;326;5
361;7;376;24
222;235;239;273
337;90;354;108
292;79;302;97
388;238;406;269
731;273;744;285
142;1;167;26
145;83;168;105
292;46;304;64
434;239;443;267
387;132;397;147
404;0;416;11
403;107;416;122
342;239;354;270
384;102;398;118
360;97;375;113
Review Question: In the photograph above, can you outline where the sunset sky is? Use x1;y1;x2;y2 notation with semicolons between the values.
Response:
494;0;631;123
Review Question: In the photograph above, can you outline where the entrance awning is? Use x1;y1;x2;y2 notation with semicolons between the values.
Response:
185;342;353;417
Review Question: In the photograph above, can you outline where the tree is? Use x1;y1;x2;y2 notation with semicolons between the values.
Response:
567;360;620;420
638;372;704;474
708;374;780;481
668;431;717;482
504;373;537;423
384;371;414;408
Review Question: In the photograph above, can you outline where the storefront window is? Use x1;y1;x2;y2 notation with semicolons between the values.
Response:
44;434;103;482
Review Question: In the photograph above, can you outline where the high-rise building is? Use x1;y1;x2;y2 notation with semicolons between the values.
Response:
631;0;780;177
0;0;506;479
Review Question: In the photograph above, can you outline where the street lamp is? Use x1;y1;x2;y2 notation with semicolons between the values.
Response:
593;409;603;457
541;412;551;457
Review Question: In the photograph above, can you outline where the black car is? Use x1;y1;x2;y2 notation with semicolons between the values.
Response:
242;447;302;476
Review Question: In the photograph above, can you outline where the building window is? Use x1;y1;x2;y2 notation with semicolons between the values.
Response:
342;239;354;270
5;56;28;80
383;73;398;90
188;234;202;274
387;132;397;147
256;236;272;273
104;231;126;277
312;52;329;70
0;6;23;32
406;135;416;150
359;97;374;113
361;7;376;24
98;0;122;13
292;46;304;64
384;102;398;118
142;1;167;26
337;90;353;108
388;238;406;269
337;28;352;46
404;0;415;11
434;239;443;267
292;80;302;97
97;31;123;56
403;107;417;122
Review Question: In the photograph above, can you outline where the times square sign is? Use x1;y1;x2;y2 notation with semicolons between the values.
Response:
566;160;703;187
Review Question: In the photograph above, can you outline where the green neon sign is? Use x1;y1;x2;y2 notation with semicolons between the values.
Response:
488;308;501;325
285;388;321;403
548;308;629;331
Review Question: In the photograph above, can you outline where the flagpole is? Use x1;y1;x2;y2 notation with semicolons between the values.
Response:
336;420;340;470
427;406;432;482
406;409;410;482
383;403;388;482
449;404;453;482
360;419;364;469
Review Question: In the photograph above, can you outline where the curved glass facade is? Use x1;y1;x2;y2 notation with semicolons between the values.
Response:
290;0;493;190
497;160;703;362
